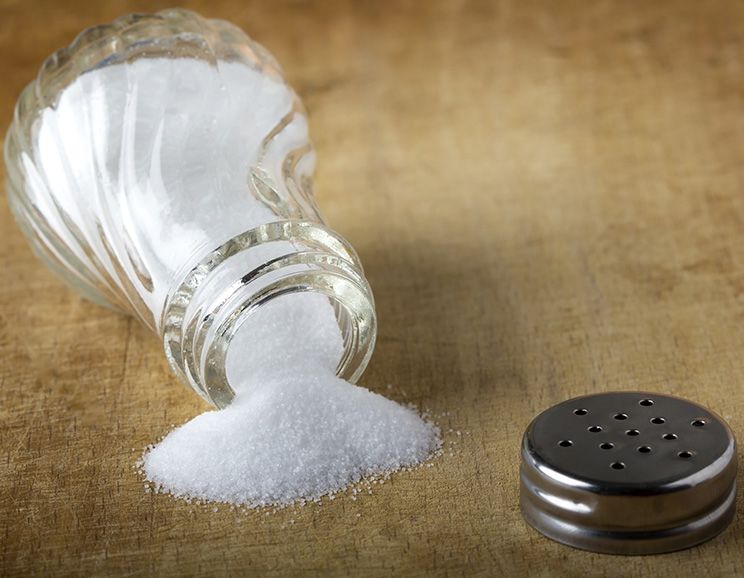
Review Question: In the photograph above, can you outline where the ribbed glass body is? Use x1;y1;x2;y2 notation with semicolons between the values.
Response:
4;9;376;407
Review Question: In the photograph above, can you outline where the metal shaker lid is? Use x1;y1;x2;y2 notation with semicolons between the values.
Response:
520;392;736;555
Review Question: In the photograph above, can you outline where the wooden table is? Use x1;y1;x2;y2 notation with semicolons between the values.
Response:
2;0;744;575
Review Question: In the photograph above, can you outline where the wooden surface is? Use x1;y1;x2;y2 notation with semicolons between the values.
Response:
2;0;744;575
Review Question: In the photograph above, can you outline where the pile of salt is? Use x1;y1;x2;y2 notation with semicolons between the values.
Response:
144;293;441;506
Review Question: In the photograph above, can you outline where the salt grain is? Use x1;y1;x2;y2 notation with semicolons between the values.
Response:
39;54;441;508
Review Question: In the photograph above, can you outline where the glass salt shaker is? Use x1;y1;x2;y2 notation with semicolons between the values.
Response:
4;9;376;408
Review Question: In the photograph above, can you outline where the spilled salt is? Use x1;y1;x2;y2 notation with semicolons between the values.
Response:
143;292;441;506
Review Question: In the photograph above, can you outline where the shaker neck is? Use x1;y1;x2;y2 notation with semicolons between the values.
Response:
161;220;376;408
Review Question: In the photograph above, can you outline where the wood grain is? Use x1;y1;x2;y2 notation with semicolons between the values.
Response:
2;0;744;575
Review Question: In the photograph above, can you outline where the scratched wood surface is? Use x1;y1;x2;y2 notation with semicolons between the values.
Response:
2;0;744;575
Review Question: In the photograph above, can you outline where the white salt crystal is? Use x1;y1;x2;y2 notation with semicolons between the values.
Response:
40;55;440;507
35;57;443;507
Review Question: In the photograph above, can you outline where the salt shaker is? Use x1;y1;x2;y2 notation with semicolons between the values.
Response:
4;9;376;407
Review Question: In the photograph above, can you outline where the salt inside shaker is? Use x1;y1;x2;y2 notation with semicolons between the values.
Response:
4;9;376;407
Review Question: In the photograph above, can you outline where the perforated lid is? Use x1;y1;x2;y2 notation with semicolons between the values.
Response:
520;392;737;555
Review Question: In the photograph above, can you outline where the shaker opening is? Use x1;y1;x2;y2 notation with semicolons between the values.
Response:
224;291;347;395
162;222;376;408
